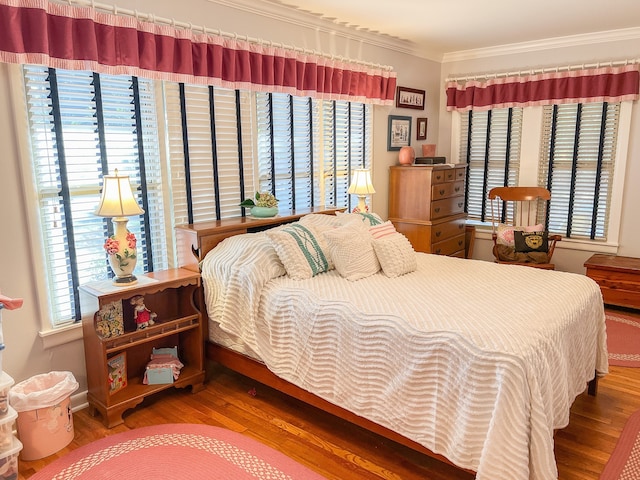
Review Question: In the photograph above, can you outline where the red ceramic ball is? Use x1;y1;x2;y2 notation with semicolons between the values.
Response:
398;146;416;165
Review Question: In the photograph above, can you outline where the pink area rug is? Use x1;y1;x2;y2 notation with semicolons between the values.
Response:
30;424;327;479
601;409;640;479
606;312;640;367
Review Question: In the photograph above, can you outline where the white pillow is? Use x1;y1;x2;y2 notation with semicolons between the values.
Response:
299;213;343;232
336;211;384;227
372;232;417;278
323;221;380;281
369;221;398;240
266;223;333;280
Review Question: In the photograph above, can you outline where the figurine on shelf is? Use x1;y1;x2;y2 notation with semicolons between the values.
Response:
130;295;157;330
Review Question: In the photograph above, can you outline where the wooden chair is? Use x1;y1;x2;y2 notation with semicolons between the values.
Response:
488;187;561;270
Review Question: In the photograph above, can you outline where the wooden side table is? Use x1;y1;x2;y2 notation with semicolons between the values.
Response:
79;268;206;427
584;254;640;310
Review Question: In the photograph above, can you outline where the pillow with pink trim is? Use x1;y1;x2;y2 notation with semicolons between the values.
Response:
496;223;544;247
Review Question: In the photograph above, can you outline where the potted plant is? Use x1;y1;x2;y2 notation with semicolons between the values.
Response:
240;192;279;218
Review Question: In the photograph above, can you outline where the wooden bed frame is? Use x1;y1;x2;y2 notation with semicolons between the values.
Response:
175;206;598;473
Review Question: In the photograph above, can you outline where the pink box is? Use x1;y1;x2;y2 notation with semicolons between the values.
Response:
15;395;74;461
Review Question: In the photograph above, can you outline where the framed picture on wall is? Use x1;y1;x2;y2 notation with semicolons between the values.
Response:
417;118;428;140
388;115;412;151
396;86;425;110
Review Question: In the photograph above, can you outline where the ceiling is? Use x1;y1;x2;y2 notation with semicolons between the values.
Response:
271;0;640;59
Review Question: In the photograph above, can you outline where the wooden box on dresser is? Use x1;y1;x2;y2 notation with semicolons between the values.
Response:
79;269;206;428
389;164;467;257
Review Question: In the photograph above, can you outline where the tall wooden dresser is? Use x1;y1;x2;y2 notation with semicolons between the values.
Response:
388;164;467;257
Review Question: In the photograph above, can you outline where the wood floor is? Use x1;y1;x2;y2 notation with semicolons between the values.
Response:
18;308;640;480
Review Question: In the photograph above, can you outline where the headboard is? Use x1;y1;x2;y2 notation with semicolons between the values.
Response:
175;206;345;271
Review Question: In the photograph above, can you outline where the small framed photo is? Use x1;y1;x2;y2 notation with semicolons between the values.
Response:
417;118;428;140
388;115;412;151
396;86;425;110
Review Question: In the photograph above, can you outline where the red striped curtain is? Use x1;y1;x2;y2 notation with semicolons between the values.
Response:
446;65;640;111
0;0;396;104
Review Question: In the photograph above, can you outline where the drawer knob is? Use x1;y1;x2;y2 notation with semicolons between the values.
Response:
436;175;442;181
439;189;445;195
458;202;463;208
435;207;441;213
458;224;464;230
435;231;442;237
455;187;461;192
458;240;463;246
435;249;441;254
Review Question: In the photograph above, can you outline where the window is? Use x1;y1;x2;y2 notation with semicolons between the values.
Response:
22;66;168;327
256;93;372;211
538;102;620;240
22;66;373;329
459;108;523;223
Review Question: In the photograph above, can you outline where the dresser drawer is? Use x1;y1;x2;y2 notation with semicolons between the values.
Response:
432;234;466;256
431;218;466;243
432;180;465;200
431;196;465;219
431;169;447;184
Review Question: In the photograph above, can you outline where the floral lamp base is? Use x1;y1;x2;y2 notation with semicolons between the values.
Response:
104;217;139;286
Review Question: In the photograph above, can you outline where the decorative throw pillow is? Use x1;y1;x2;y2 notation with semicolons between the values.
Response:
299;213;343;232
323;221;380;281
372;232;417;278
496;223;544;247
336;211;383;227
267;223;334;280
369;221;398;240
514;230;549;253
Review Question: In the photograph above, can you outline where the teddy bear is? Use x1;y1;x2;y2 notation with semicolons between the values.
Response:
130;295;157;330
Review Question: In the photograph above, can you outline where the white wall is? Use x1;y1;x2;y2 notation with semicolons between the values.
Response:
0;0;439;388
437;38;640;273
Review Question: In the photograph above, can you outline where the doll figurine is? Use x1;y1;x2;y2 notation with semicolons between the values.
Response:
130;295;157;330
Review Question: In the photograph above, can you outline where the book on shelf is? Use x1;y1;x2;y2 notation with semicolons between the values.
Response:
107;352;127;394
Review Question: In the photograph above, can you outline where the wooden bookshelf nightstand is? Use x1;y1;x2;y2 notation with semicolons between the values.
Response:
79;268;205;428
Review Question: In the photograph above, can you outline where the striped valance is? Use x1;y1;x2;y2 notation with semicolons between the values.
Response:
0;0;397;104
446;64;640;111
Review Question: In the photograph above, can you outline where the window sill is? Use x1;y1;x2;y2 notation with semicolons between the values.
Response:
473;228;618;254
39;322;83;350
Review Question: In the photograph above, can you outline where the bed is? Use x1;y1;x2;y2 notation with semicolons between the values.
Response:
175;207;608;480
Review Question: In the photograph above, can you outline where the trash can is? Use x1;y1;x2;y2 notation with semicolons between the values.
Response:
8;371;78;461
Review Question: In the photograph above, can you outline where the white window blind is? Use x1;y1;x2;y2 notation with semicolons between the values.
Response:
22;66;167;326
538;102;619;240
256;94;371;211
459;108;523;223
164;84;256;223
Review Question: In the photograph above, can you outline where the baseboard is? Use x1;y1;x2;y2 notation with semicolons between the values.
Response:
70;389;88;413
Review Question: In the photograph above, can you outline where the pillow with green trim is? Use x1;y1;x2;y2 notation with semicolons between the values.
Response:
266;223;334;280
336;211;384;227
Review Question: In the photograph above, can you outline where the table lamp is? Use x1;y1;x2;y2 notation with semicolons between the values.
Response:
348;169;376;213
95;170;144;286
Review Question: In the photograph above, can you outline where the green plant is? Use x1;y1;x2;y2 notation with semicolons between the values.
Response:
239;191;278;208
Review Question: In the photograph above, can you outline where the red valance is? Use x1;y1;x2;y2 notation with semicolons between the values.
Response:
446;65;640;111
0;0;396;105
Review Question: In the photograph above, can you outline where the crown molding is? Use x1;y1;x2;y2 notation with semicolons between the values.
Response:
442;27;640;63
206;0;420;58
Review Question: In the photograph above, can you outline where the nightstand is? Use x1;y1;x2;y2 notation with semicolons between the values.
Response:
79;268;205;428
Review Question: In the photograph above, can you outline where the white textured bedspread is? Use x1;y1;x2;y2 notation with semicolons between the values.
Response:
202;235;608;480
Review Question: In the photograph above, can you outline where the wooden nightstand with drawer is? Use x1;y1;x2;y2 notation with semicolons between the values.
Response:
388;164;467;257
584;254;640;310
